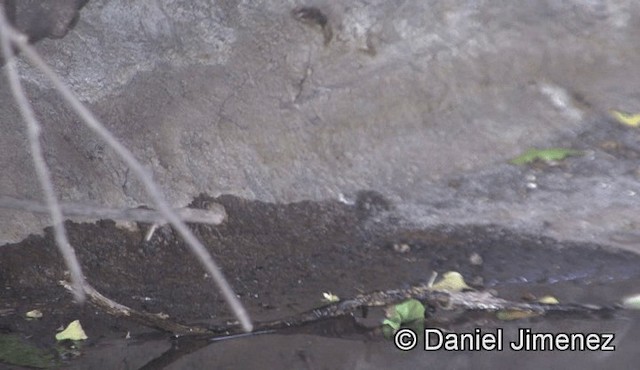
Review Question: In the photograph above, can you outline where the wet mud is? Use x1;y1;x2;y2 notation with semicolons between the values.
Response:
2;192;640;369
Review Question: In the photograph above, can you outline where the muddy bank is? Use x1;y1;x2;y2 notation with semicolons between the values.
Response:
2;193;640;368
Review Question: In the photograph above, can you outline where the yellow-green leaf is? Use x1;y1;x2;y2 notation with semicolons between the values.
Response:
430;271;471;292
55;320;88;341
510;148;583;165
538;296;559;304
610;109;640;127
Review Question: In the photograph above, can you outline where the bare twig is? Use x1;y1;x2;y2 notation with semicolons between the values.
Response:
144;224;159;241
0;7;86;302
0;10;252;331
247;283;616;332
60;281;211;335
63;277;617;340
0;196;227;225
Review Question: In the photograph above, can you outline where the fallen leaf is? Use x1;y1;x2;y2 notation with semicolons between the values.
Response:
510;148;583;165
322;292;340;303
430;271;471;292
25;309;43;319
538;296;559;304
55;320;88;341
610;109;640;127
382;299;425;335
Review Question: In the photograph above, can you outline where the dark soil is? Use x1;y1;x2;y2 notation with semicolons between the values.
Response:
2;192;640;369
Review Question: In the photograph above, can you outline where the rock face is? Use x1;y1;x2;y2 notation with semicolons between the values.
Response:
1;0;640;248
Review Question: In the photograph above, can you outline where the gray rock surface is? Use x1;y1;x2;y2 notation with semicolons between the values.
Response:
1;0;640;249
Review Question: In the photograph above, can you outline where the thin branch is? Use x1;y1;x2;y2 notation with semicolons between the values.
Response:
244;284;616;332
1;14;252;331
63;278;617;341
0;196;227;225
0;7;86;302
60;281;211;335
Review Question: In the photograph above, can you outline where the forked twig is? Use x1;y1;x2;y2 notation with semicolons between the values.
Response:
0;7;252;332
0;8;86;302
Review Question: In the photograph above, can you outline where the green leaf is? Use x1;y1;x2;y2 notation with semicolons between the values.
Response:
382;299;426;338
510;148;583;165
382;317;401;331
0;333;57;368
381;323;397;338
394;299;426;322
382;299;425;331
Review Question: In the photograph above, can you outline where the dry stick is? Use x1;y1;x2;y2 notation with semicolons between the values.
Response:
60;281;211;335
0;196;227;225
0;8;86;302
62;279;616;339
2;20;252;331
249;285;616;333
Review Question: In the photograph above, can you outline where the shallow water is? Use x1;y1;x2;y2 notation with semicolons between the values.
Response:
3;198;639;369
